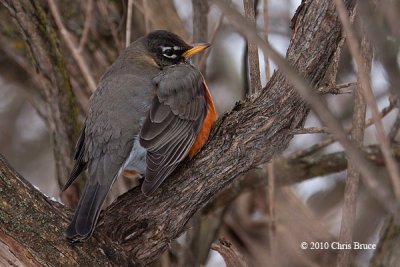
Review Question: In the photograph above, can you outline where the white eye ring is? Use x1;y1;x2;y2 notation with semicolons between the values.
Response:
163;53;177;59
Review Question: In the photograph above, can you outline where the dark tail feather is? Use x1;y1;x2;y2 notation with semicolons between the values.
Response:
66;183;110;242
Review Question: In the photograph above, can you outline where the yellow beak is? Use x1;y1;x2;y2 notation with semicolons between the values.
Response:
182;43;210;58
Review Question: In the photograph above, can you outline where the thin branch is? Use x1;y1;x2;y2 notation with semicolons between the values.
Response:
77;0;94;52
143;0;150;33
204;144;400;215
263;0;270;81
96;0;123;52
287;99;396;161
358;1;400;98
192;0;209;72
47;0;96;92
126;0;133;48
264;1;275;264
389;111;400;142
211;238;253;267
267;162;276;266
291;127;329;135
337;35;370;267
243;0;262;96
318;82;357;95
130;0;156;29
333;0;400;201
211;0;397;213
198;13;224;71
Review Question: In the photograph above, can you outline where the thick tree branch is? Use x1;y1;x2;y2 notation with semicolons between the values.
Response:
0;0;357;265
0;154;136;266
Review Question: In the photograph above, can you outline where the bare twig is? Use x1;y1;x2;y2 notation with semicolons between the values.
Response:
263;0;270;80
204;144;400;215
264;2;275;263
291;127;329;135
96;0;123;52
192;0;209;71
198;13;224;71
318;82;357;95
211;238;254;267
337;35;370;267
77;0;94;52
358;1;400;98
143;0;150;33
267;162;276;266
243;0;262;96
287;100;396;161
126;0;133;48
211;0;397;213
47;0;96;92
389;111;400;142
333;0;400;201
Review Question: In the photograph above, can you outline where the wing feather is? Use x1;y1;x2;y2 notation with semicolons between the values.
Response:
139;64;207;195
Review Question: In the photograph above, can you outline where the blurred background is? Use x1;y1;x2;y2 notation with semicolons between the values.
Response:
1;0;399;266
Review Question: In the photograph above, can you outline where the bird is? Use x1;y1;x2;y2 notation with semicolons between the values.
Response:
63;30;217;242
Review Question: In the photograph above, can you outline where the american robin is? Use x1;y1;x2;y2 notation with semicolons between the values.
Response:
63;30;217;242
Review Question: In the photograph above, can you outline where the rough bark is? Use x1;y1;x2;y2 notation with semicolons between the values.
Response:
0;0;356;266
0;154;133;266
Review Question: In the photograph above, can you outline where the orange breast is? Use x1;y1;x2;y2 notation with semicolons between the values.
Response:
188;81;217;158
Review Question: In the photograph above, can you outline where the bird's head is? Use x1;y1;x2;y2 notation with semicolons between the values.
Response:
145;30;210;67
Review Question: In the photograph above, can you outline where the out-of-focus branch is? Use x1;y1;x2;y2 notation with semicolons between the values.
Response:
47;0;97;92
358;1;400;99
77;0;94;52
370;216;400;267
243;0;262;96
204;144;400;215
287;99;396;160
333;0;400;201
96;0;123;52
198;14;224;71
318;82;357;95
143;0;150;33
0;0;81;197
126;0;133;47
132;0;188;40
263;0;270;80
337;35;371;267
211;238;254;267
390;111;400;142
192;0;209;72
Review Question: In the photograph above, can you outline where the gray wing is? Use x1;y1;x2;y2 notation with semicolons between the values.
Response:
139;64;207;196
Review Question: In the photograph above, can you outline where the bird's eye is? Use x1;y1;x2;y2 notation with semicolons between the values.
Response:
160;46;177;59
